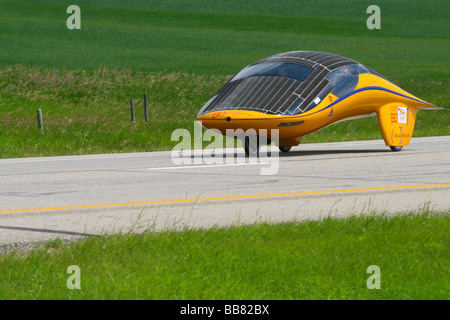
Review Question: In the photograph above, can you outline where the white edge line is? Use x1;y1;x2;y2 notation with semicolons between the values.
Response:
147;162;271;170
0;136;448;164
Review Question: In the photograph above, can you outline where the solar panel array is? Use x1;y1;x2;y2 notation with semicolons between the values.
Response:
200;51;367;115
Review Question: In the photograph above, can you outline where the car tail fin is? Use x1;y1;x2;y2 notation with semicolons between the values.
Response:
377;103;417;147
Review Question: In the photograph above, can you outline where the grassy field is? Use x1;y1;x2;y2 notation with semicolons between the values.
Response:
1;0;448;75
0;211;448;300
0;0;448;158
0;1;448;301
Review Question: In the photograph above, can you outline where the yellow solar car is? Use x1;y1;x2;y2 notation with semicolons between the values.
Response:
197;51;444;155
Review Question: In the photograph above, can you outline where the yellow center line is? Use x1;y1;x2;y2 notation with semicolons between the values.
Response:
1;183;449;214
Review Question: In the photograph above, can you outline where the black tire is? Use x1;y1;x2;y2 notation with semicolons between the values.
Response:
390;146;403;152
244;136;260;157
279;146;292;153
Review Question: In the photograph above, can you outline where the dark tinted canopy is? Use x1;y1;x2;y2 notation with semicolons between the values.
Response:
198;51;381;116
231;62;314;83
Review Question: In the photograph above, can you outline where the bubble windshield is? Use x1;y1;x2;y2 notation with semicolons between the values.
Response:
231;62;314;82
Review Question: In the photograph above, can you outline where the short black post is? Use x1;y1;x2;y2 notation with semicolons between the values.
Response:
144;93;149;125
130;98;135;123
37;109;44;134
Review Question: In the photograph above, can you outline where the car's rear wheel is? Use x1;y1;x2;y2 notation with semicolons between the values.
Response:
279;146;292;153
390;146;403;152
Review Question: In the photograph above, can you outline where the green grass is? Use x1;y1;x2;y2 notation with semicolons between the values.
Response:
1;0;449;75
0;66;227;157
1;211;448;299
0;1;448;158
0;2;448;301
0;65;448;158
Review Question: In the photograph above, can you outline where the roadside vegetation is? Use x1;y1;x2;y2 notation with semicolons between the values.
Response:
0;1;448;300
0;65;448;158
0;210;448;299
0;0;448;158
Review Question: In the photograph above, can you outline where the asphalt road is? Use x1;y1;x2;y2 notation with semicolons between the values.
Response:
1;136;449;245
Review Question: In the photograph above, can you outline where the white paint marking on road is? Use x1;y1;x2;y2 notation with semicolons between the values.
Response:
0;152;170;164
146;162;270;170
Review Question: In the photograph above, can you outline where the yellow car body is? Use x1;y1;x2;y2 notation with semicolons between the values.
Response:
197;51;443;152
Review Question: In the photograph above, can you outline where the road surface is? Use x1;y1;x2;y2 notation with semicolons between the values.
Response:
0;136;449;245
